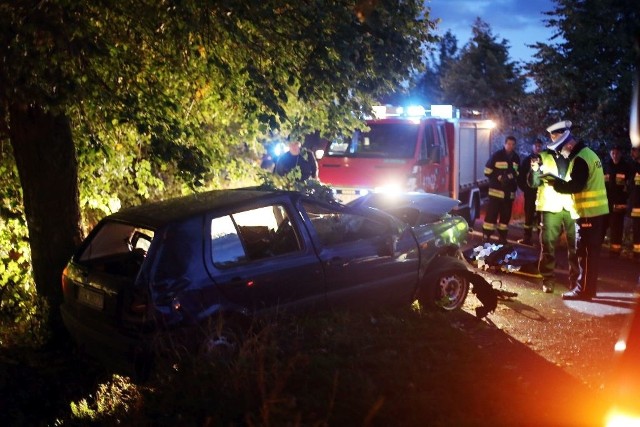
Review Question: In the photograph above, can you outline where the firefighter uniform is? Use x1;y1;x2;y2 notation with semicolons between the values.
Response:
518;140;543;245
603;147;631;257
527;150;579;293
483;142;520;243
554;140;609;300
629;153;640;260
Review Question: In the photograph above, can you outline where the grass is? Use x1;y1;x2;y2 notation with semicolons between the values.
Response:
1;303;609;426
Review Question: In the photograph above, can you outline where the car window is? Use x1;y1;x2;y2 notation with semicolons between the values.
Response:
302;201;389;246
210;204;301;267
79;221;154;261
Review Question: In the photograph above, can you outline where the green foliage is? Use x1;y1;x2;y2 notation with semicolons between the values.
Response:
0;147;48;345
0;0;439;337
526;0;640;145
409;30;461;105
440;19;526;123
69;374;142;424
259;169;338;204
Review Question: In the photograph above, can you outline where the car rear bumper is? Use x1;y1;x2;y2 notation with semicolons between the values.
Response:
60;303;152;375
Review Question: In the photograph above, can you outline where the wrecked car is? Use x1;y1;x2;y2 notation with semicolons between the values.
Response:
60;188;489;373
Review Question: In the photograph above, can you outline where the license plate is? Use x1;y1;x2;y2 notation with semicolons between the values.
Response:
77;287;104;310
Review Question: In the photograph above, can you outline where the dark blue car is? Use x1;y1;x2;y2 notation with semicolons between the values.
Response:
61;188;479;374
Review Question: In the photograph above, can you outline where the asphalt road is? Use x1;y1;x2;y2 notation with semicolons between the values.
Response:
455;223;638;425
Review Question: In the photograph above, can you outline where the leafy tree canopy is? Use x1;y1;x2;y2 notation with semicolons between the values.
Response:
440;19;526;117
0;0;438;332
526;0;640;146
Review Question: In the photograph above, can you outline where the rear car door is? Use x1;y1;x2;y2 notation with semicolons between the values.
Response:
205;199;326;313
300;200;419;309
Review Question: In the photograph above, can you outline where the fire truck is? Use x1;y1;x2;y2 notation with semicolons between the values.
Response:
317;105;495;225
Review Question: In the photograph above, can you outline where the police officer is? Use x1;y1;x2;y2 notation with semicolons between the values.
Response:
603;144;631;257
629;146;640;261
483;136;520;243
528;144;579;294
518;138;543;245
275;138;318;181
550;120;609;300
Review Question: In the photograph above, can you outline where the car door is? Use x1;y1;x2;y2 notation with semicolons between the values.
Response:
300;200;420;309
206;200;326;314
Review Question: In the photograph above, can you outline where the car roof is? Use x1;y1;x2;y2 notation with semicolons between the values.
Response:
108;188;293;228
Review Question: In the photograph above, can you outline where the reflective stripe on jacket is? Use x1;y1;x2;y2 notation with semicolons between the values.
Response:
568;148;609;217
485;148;519;200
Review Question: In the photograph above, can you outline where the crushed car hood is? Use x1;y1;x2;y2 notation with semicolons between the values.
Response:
347;192;460;226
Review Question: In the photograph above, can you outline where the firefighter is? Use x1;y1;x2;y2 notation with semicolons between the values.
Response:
629;146;640;261
603;144;631;257
483;136;520;243
528;146;579;294
517;138;543;245
550;120;609;300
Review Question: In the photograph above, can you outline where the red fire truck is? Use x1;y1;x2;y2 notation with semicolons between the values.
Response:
317;105;495;225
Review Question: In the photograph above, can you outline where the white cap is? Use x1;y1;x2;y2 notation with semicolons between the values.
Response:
546;120;573;151
546;120;572;134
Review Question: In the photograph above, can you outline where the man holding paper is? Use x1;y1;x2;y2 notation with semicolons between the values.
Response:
528;139;579;294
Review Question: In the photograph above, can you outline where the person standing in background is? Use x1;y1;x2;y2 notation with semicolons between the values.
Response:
275;138;318;181
483;136;520;243
549;120;609;300
603;144;631;257
629;146;640;261
518;138;543;246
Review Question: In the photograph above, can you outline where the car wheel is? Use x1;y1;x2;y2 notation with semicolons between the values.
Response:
198;316;244;363
419;257;470;311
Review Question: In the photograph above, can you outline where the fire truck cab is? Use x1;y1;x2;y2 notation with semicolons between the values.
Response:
317;105;494;226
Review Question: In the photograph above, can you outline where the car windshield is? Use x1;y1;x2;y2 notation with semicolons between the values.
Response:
326;123;418;158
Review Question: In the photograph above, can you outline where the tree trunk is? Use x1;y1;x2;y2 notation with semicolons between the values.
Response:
9;104;83;338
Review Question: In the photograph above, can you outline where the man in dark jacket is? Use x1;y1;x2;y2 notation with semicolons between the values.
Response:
603;144;631;257
550;120;609;300
483;136;520;243
518;138;543;245
275;138;318;181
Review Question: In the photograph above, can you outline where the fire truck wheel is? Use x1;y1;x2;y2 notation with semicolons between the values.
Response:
418;257;470;311
466;195;480;227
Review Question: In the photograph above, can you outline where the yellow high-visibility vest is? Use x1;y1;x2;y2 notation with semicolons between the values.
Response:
536;152;579;218
567;148;609;217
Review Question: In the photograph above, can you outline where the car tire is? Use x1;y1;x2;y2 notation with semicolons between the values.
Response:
418;256;470;311
197;315;245;363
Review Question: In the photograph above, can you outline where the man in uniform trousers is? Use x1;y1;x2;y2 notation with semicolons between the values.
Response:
528;144;579;294
483;136;520;243
603;144;631;257
549;120;609;300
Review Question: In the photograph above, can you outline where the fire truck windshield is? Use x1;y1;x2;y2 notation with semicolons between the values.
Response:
326;123;418;158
